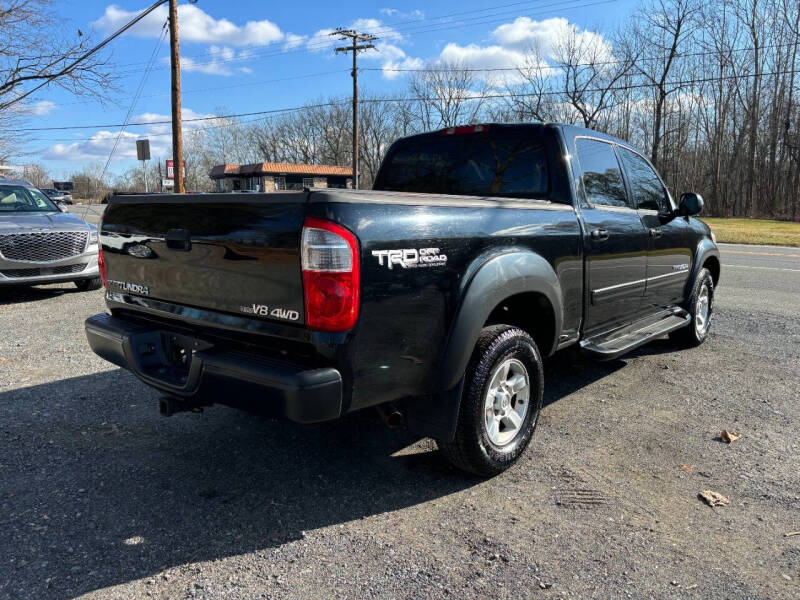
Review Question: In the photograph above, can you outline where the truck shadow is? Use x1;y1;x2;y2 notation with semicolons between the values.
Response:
1;346;670;598
0;284;89;306
1;370;468;599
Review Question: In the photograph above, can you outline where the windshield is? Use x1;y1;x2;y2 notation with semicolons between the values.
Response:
0;186;59;212
374;130;549;198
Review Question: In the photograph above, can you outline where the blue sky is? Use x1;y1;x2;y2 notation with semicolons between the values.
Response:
17;0;637;178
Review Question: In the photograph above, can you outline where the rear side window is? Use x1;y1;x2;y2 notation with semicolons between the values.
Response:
617;147;671;213
374;132;549;198
575;138;629;208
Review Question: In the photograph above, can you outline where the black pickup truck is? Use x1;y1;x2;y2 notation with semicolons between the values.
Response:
86;123;720;475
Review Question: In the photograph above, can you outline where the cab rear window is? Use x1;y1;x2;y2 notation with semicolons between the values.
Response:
374;132;549;198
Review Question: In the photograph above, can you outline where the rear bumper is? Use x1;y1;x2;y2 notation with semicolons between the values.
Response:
85;313;342;423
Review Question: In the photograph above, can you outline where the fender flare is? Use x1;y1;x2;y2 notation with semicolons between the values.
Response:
689;239;721;294
439;250;564;391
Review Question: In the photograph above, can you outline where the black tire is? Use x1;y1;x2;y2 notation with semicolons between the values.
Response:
670;267;714;347
438;325;544;476
74;278;103;291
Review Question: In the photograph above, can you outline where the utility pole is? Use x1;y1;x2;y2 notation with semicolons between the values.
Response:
168;0;184;193
331;29;377;190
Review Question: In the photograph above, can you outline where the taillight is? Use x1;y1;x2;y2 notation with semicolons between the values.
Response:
98;246;107;288
301;217;360;331
441;124;489;135
97;215;107;288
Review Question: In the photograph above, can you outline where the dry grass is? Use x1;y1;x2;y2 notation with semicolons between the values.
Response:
700;217;800;247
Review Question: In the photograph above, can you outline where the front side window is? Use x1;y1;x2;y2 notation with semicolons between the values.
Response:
0;186;58;212
575;138;629;208
374;131;549;198
617;147;671;213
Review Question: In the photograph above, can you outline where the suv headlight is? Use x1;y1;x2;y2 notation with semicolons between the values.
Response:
89;229;99;245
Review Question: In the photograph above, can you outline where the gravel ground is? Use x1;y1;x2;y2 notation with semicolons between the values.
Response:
1;249;799;599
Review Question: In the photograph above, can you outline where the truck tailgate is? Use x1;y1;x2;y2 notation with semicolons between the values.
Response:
100;194;307;325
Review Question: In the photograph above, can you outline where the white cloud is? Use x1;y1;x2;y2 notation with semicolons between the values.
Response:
44;130;143;161
381;56;424;80
282;33;306;51
42;108;215;162
307;17;422;79
439;43;523;71
426;17;612;82
28;100;58;116
492;16;610;58
379;8;424;19
93;4;285;47
180;46;253;76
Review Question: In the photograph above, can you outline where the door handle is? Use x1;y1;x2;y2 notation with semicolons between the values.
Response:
649;228;663;238
590;228;609;241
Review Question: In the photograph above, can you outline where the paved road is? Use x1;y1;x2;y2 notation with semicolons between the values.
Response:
717;243;800;319
1;242;798;600
720;242;800;272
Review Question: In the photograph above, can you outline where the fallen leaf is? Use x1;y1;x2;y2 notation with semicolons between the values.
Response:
686;584;698;590
680;464;695;474
785;531;800;538
0;357;7;365
698;490;729;507
720;429;741;443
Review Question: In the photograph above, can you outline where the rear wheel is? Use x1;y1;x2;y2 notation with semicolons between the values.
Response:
438;325;544;476
670;267;714;347
74;278;103;291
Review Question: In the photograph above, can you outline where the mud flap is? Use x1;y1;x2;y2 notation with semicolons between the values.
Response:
403;377;465;442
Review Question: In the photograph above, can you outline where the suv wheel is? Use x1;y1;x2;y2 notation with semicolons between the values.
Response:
670;267;714;347
438;325;544;476
74;278;103;292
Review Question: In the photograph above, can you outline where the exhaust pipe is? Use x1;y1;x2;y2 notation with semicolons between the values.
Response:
159;397;203;417
376;403;404;429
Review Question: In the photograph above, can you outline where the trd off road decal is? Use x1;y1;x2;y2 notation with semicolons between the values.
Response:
371;247;447;269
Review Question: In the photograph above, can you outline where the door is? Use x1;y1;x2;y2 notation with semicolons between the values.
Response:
616;147;693;311
575;138;650;334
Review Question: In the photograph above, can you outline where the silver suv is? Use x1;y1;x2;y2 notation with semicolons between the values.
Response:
0;180;101;291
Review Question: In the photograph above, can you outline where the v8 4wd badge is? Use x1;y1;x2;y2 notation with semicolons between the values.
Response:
240;304;300;321
371;247;447;269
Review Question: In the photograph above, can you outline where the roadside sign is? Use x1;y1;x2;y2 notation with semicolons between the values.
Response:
136;139;151;161
166;160;185;179
162;178;174;188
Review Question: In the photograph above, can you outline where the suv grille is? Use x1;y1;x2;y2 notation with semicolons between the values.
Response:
1;263;87;278
0;231;88;262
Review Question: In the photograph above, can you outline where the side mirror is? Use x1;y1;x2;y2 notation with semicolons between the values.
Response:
679;192;704;216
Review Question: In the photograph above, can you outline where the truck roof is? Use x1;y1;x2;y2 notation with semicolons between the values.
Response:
391;122;642;155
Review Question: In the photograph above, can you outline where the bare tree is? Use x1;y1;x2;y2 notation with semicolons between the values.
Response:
408;61;488;129
0;1;113;158
552;23;636;128
0;1;113;106
21;163;50;187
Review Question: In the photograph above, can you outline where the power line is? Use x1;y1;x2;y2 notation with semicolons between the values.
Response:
111;0;616;76
14;67;800;135
366;41;800;74
54;69;352;108
112;0;598;71
96;23;168;187
1;0;168;111
50;36;796;113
